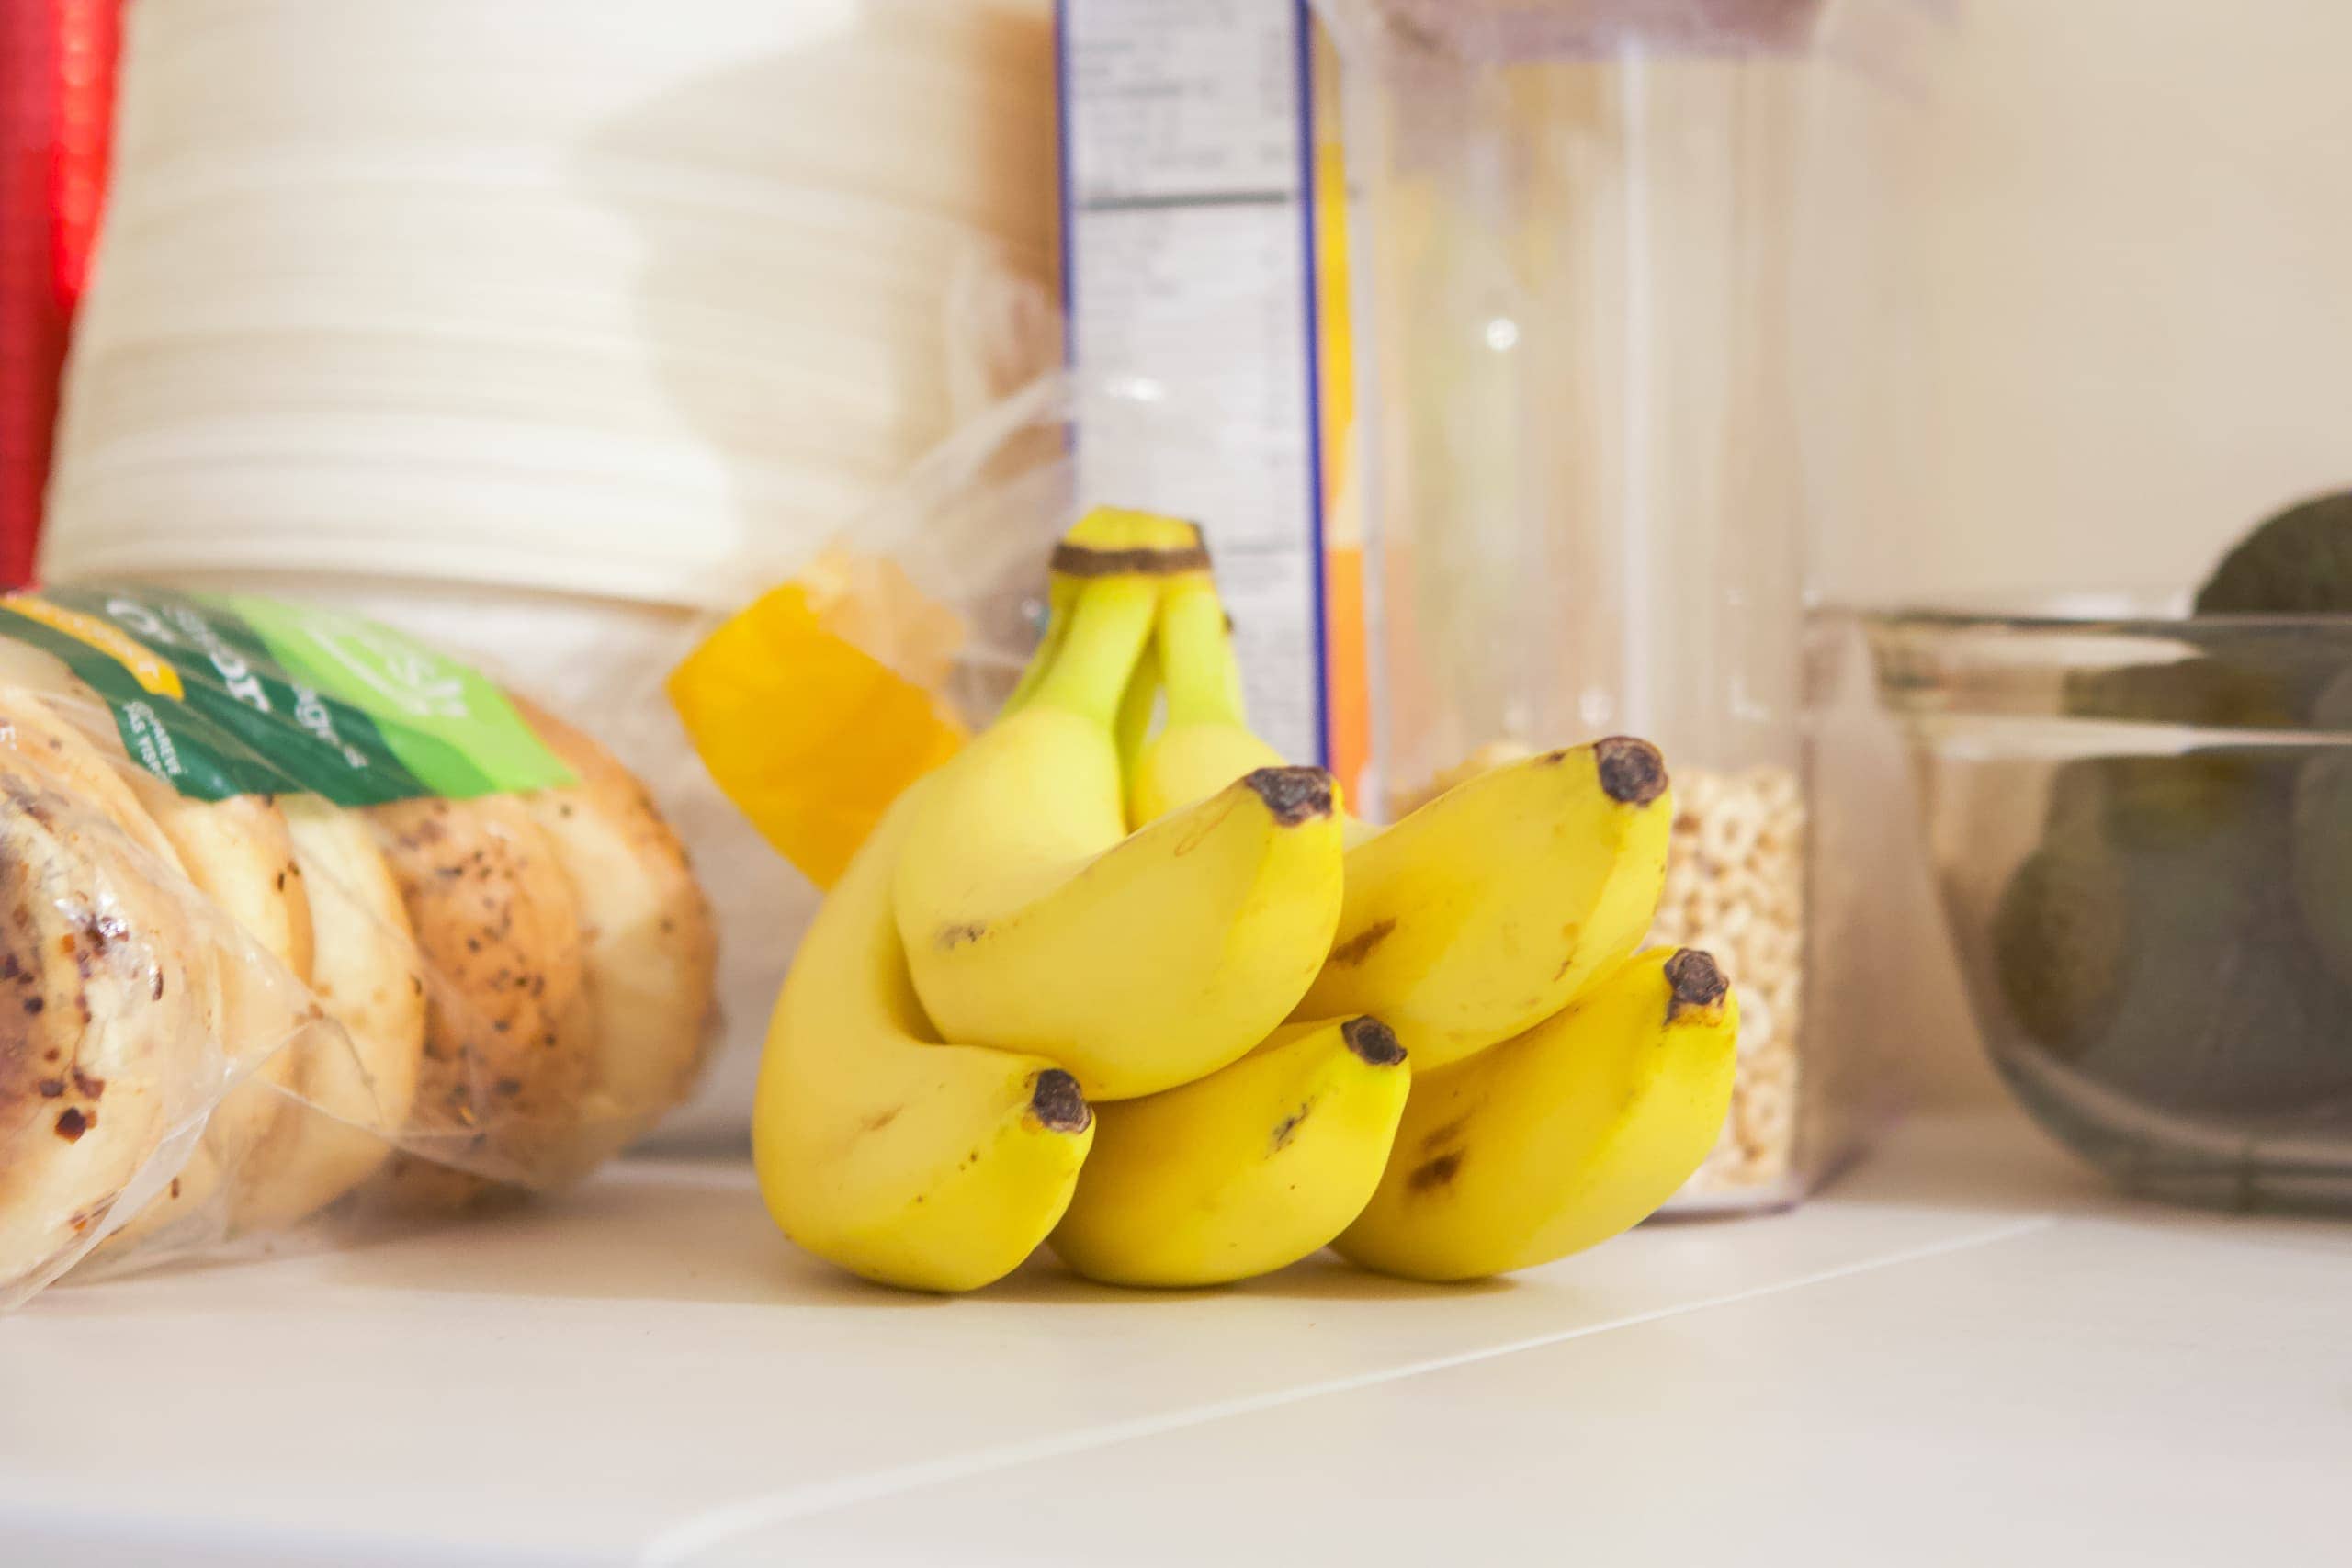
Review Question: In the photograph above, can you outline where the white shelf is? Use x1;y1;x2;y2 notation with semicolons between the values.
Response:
6;1111;2343;1566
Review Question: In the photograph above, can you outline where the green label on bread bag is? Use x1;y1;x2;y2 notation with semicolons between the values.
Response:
222;594;571;798
0;585;572;804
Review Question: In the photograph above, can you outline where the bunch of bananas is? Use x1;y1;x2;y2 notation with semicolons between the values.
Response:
753;511;1740;1292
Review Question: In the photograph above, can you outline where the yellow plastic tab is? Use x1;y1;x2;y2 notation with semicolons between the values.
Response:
1;592;186;699
669;566;966;890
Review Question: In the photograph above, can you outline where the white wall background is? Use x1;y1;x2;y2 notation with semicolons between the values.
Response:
1822;0;2352;609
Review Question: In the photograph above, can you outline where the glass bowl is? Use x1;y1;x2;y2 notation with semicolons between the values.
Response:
1867;603;2352;1211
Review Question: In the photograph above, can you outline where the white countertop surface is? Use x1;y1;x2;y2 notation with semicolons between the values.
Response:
5;1110;2346;1567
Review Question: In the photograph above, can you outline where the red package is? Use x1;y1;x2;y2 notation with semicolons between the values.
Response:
1;0;119;590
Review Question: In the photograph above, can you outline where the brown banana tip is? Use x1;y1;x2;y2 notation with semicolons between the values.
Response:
1594;737;1668;807
1049;541;1214;579
1341;1017;1407;1067
1029;1069;1092;1134
1243;765;1335;825
1663;949;1730;1021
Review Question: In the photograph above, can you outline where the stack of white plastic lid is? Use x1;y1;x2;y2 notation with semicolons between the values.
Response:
42;0;1057;606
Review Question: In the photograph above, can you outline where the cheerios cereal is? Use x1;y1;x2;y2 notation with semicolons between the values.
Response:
1396;746;1807;1206
1648;763;1805;1201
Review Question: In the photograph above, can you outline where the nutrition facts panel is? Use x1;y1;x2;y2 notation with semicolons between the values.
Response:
1057;0;1326;766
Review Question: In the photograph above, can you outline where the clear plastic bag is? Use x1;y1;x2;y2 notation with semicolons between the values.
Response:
669;369;1293;890
0;588;718;1309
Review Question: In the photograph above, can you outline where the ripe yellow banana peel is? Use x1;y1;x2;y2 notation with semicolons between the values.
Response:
1119;558;1677;1073
1299;737;1674;1069
1125;571;1287;828
894;528;1344;1100
1337;947;1740;1282
753;784;1096;1293
1050;1015;1410;1288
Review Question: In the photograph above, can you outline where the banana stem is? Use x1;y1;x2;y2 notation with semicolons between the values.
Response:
1001;574;1080;716
1065;506;1205;555
1026;575;1159;726
1159;576;1248;728
1115;637;1162;770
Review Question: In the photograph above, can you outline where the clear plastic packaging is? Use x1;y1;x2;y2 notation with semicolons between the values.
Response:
671;371;1305;889
54;578;786;1150
1313;0;1934;1208
0;587;717;1309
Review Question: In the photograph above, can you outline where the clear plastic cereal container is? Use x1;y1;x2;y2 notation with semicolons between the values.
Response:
1316;0;1935;1208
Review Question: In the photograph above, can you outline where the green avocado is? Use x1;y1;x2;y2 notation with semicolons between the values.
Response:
2291;669;2352;989
2057;661;2294;849
2002;753;2351;1110
2290;755;2352;990
1995;497;2352;1131
2196;490;2352;615
1992;829;2129;1061
2060;658;2290;728
2081;798;2349;1114
2040;759;2109;840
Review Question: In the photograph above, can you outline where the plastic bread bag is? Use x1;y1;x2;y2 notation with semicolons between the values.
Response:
0;587;718;1309
668;367;1291;887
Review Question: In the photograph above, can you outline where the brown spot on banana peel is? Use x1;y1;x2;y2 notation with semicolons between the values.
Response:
1028;1069;1092;1134
860;1105;903;1134
1328;918;1396;968
1269;1101;1312;1153
1553;919;1585;982
1408;1150;1463;1192
1048;541;1214;578
1419;1114;1469;1153
1664;949;1730;1022
1341;1017;1406;1067
1243;765;1334;827
1593;737;1668;807
936;922;987;950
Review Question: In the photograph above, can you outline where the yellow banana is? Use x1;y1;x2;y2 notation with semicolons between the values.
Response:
1050;1016;1409;1287
901;756;1347;1100
899;508;1201;941
753;785;1096;1293
896;571;1345;1100
1123;575;1675;1073
1125;570;1284;828
1336;948;1740;1282
1296;737;1674;1070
